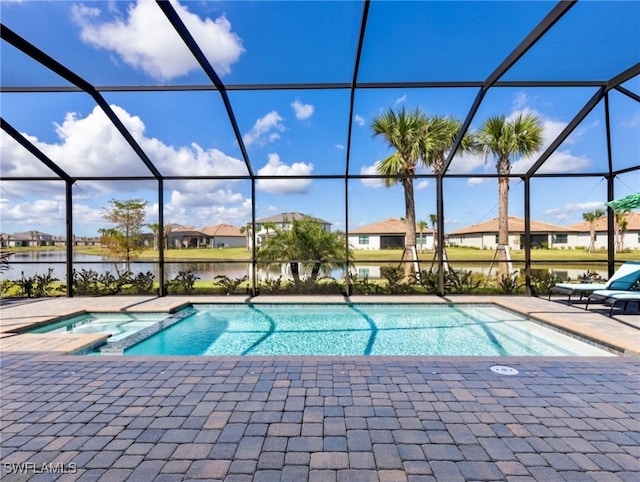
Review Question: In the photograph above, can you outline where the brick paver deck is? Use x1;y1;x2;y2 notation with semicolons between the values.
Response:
1;296;639;481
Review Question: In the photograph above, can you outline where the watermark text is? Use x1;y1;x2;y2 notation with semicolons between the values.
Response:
3;462;77;474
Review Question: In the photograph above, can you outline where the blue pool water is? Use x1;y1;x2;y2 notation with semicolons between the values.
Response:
123;304;613;356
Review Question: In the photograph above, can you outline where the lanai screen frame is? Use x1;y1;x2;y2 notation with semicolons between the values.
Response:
1;0;639;297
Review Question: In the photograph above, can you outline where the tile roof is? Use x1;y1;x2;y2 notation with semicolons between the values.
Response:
200;224;244;237
567;211;640;232
350;218;434;235
255;212;330;225
447;216;571;235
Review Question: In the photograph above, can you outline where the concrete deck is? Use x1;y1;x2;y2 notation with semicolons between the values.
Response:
1;296;639;481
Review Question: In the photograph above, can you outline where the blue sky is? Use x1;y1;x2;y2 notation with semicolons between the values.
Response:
1;0;638;237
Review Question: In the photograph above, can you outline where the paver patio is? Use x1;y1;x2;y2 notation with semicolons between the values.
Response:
1;296;639;481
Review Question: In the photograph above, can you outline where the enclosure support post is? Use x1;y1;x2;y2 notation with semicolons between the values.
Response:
66;180;74;297
524;177;532;296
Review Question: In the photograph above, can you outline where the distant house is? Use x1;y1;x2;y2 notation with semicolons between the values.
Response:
567;211;640;250
251;212;332;249
349;218;434;251
200;224;245;248
6;231;54;248
447;216;571;250
167;229;209;249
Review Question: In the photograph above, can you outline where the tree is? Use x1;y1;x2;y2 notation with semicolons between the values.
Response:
257;219;348;283
417;220;427;252
101;198;149;270
370;107;433;277
582;209;604;253
239;224;251;251
476;113;543;278
614;210;629;253
429;214;438;253
425;115;477;175
148;223;160;251
262;222;277;245
31;230;40;248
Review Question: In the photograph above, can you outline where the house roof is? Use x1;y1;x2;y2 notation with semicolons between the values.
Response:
200;224;244;237
255;212;330;225
567;211;640;232
10;231;53;240
350;218;433;235
167;230;207;237
447;216;571;235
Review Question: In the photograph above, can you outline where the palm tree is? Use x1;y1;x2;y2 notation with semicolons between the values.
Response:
257;219;349;283
614;210;629;253
429;214;438;253
31;230;40;248
582;210;604;253
148;223;160;251
262;222;277;243
426;115;477;175
239;224;251;251
417;220;427;252
477;113;543;277
370;107;433;277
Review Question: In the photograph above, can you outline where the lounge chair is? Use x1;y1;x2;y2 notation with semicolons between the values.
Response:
548;261;640;304
585;289;640;317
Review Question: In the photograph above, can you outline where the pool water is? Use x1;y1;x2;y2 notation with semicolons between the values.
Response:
123;303;613;356
30;312;170;342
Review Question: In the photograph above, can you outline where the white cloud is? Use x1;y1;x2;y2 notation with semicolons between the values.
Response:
510;114;592;174
513;92;529;110
243;111;285;147
256;153;313;194
164;190;251;226
291;100;314;120
1;104;252;233
448;151;487;175
0;199;65;227
72;0;244;80
3;105;248;182
394;95;407;106
467;177;488;186
544;201;606;222
334;144;345;150
354;115;365;127
535;150;591;174
621;112;640;129
359;162;385;188
416;180;429;190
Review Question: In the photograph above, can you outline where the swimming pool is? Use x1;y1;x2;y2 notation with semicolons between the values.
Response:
122;303;613;356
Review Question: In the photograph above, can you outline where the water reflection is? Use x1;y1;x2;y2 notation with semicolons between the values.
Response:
3;250;607;283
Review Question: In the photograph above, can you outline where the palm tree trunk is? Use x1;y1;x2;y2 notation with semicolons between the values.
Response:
497;176;509;278
290;262;301;283
310;263;321;281
403;178;417;278
588;224;595;253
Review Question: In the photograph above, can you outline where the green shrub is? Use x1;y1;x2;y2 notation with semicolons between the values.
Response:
130;271;155;294
499;271;522;295
214;275;248;295
16;268;59;298
530;269;562;295
166;270;200;294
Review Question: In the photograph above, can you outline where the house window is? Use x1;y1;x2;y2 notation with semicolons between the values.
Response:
495;234;499;243
553;234;568;244
359;235;369;245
